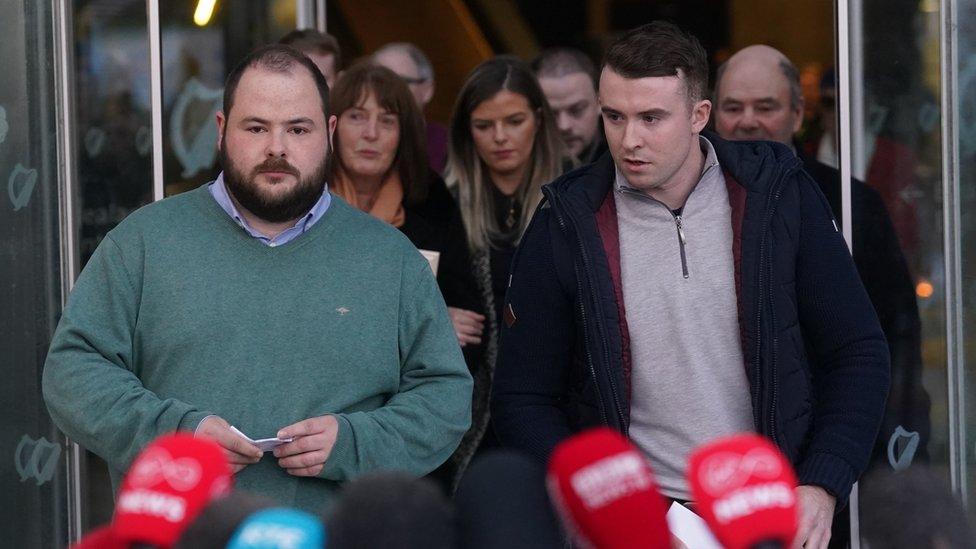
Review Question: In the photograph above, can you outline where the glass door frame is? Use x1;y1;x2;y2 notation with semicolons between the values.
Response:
838;0;969;539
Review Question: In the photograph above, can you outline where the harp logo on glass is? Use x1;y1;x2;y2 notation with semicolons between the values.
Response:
887;425;920;471
8;163;38;211
0;105;8;145
171;77;222;178
136;126;152;157
14;435;61;486
84;126;106;158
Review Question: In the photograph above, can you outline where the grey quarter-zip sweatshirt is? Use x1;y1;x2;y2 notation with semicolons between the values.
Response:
614;136;754;501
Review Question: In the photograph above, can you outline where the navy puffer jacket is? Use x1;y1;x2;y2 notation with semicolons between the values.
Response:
491;131;890;504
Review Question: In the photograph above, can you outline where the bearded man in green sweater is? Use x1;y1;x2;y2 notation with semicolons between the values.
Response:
42;45;472;510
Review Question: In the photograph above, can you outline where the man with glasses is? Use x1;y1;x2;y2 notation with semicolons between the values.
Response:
374;42;449;173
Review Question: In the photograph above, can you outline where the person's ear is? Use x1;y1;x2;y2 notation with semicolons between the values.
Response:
418;82;435;108
216;110;226;150
328;114;338;149
691;99;712;133
792;96;806;134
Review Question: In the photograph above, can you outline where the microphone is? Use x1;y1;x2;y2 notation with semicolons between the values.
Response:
112;433;234;548
687;433;799;549
71;525;126;549
454;449;565;548
324;472;455;549
226;508;325;549
174;491;277;549
546;428;672;549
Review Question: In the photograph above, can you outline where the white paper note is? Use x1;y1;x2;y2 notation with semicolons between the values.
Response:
229;426;294;452
420;249;440;275
666;502;722;549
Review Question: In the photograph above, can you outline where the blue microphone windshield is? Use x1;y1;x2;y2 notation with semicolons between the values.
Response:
227;508;325;549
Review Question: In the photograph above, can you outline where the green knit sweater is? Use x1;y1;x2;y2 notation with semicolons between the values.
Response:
42;185;472;510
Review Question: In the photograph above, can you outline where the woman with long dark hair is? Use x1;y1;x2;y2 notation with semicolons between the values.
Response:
443;56;566;482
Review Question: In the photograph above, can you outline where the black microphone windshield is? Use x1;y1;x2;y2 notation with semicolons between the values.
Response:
173;491;277;549
325;472;455;549
454;449;565;549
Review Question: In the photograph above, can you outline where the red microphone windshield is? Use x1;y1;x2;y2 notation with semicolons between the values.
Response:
687;434;799;549
112;433;233;548
546;428;671;549
70;525;127;549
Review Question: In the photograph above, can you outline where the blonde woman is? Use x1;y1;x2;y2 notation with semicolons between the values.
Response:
443;55;566;477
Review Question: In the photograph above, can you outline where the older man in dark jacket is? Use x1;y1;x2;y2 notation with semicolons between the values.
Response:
492;23;889;549
713;45;930;473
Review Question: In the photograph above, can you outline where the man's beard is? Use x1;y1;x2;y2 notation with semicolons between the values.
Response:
219;146;328;223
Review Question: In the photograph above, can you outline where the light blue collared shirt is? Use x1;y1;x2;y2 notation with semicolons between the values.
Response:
208;172;331;247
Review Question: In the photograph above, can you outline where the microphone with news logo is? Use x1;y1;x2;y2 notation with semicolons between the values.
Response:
546;428;672;549
71;432;234;549
687;433;799;549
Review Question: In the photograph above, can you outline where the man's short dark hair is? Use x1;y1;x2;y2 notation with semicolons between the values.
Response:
532;47;598;90
222;44;330;121
279;29;342;69
603;21;709;102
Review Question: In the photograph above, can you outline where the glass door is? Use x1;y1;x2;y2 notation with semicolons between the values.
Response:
0;2;74;546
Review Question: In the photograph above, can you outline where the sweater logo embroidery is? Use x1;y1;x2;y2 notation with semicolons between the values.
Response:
336;307;351;316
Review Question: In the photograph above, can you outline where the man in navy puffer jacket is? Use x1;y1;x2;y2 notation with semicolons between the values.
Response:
491;23;889;549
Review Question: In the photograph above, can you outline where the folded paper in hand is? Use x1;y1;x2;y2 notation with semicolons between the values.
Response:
229;426;294;452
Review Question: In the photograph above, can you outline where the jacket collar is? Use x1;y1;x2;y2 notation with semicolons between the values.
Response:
706;130;802;194
544;130;802;214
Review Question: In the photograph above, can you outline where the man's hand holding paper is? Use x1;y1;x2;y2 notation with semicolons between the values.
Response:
273;415;340;477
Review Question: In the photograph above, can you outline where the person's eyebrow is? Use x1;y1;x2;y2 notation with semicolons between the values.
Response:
239;116;316;126
636;108;670;117
284;117;316;125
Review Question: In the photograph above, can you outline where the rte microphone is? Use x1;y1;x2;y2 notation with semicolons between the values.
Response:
687;433;799;549
546;428;672;549
112;433;234;548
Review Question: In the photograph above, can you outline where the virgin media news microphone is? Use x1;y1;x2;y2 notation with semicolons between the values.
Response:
546;428;671;549
112;433;234;548
687;434;799;549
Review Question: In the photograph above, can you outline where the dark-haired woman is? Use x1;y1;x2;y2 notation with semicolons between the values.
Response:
443;56;568;483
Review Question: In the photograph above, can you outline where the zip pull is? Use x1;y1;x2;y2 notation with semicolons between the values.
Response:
674;214;689;279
